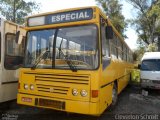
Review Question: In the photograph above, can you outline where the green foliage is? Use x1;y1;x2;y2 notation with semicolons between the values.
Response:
147;43;157;52
133;46;145;61
132;42;157;62
147;1;160;20
126;0;160;51
96;0;127;38
0;0;40;24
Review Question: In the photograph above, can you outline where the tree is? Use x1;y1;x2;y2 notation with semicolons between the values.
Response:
0;0;40;24
96;0;127;37
149;0;160;51
133;45;145;61
126;0;160;51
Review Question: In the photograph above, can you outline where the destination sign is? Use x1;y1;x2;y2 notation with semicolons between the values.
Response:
45;8;93;24
28;8;93;26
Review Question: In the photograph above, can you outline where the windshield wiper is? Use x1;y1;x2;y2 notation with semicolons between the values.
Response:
59;39;77;72
31;50;50;70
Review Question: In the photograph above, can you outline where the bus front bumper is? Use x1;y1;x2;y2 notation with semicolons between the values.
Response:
141;81;160;89
17;93;100;116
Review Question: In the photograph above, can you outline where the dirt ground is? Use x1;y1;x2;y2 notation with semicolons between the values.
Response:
0;85;159;120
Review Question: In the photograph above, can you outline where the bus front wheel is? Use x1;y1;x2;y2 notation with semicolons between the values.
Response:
111;83;118;108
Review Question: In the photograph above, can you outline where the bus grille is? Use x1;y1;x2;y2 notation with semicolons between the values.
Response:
36;84;70;95
35;74;89;84
32;73;90;95
152;80;160;84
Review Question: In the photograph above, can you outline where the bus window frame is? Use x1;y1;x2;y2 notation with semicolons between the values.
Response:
24;24;100;71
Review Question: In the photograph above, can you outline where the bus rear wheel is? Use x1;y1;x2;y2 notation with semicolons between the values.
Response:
111;83;118;108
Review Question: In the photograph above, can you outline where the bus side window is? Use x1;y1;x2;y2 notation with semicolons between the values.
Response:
110;33;117;59
101;25;109;57
117;39;123;60
5;33;23;69
101;17;110;70
123;45;127;61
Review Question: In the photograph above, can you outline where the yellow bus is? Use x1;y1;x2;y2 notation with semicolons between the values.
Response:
17;6;134;116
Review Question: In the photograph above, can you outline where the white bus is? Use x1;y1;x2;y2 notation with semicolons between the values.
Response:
140;52;160;89
0;18;25;102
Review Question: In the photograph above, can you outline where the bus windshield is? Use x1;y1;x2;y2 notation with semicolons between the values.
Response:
141;59;160;71
25;24;99;70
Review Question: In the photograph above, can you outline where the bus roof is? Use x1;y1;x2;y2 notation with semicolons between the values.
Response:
27;6;99;18
0;17;24;28
142;52;160;61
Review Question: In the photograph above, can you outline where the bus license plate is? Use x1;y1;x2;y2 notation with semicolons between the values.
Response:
38;98;65;110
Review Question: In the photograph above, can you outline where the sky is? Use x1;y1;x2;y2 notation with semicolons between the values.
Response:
30;0;138;50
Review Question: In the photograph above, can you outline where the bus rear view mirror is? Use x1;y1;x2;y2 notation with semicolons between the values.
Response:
105;26;113;39
15;31;20;44
15;31;24;44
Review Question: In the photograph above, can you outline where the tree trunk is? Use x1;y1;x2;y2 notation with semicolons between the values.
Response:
13;0;16;22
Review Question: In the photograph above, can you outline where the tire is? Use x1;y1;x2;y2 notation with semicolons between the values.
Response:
111;83;118;108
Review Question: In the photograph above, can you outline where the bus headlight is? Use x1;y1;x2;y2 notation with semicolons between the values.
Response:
142;79;151;83
80;90;87;97
30;84;34;90
24;84;29;90
72;89;78;96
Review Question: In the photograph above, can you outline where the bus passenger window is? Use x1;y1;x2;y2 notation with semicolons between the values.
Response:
117;40;123;60
101;24;109;57
110;33;118;59
123;46;127;61
4;33;24;69
101;19;110;70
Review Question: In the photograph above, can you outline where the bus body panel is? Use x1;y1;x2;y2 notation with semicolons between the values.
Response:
0;83;18;102
99;59;133;113
17;93;100;115
18;68;101;115
0;18;26;102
